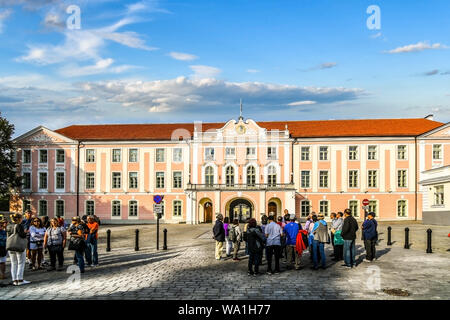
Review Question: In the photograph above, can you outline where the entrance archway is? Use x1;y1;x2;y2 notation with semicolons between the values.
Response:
198;198;213;223
204;202;213;223
267;197;282;217
227;198;254;223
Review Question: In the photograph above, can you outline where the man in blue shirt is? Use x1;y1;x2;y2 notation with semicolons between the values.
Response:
284;215;302;270
264;215;283;274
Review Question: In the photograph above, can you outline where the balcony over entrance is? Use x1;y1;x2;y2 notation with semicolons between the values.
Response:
186;183;296;191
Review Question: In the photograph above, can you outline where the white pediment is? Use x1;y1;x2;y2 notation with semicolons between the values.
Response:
14;126;75;145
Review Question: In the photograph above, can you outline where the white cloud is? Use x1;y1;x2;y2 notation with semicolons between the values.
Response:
169;52;198;61
370;32;382;39
246;69;260;73
0;9;12;33
189;65;222;79
287;100;317;106
59;58;137;77
302;62;338;72
386;41;447;54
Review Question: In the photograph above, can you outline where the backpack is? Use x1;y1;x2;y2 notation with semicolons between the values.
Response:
229;226;237;242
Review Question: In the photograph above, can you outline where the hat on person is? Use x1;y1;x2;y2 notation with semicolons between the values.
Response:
317;213;325;219
289;214;295;221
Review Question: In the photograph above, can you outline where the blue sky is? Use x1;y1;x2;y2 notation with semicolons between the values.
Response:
0;0;449;136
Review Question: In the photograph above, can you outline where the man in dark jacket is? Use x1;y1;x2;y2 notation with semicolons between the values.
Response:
245;218;265;276
213;214;225;260
362;212;377;262
341;209;359;268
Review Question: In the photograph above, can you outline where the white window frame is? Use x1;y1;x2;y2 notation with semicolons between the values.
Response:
432;144;442;160
301;170;311;189
172;200;183;218
85;200;95;216
318;170;329;189
39;149;48;164
246;147;257;159
111;172;122;189
128;200;139;218
301;146;311;161
22;199;31;213
368;200;378;217
128;172;138;189
54;199;65;217
112;149;122;163
204;147;215;161
155;148;165;163
173;171;183;189
267;146;277;160
301;200;311;217
319;200;330;217
22;171;32;190
367;145;378;161
56;149;65;164
38;199;48;217
172;148;183;162
85;172;95;190
367;170;378;188
23;149;32;164
433;185;444;206
348;170;359;189
397;145;408;160
156;171;165;189
319;146;329;161
128;148;138;163
86;149;96;163
397;199;408;218
55;171;65;191
397;169;408;188
38;171;48;191
225;147;236;160
348;199;360;217
111;200;122;218
348;145;359;161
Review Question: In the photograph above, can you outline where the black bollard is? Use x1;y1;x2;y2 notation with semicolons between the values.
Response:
106;229;111;252
163;228;167;250
426;229;432;253
387;226;392;246
404;227;410;249
135;229;139;251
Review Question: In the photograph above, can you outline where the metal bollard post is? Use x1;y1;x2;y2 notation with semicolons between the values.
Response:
387;226;392;246
135;229;139;251
106;229;111;252
163;228;167;250
426;229;432;253
404;227;410;249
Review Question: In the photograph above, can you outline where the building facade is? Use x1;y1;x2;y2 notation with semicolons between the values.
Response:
10;116;450;225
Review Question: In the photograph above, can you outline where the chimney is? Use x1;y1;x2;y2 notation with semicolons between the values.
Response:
424;114;434;121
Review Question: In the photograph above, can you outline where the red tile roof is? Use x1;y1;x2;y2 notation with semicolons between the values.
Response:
54;118;444;141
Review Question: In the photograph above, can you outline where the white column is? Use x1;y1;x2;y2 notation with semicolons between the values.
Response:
105;148;111;192
293;144;300;190
360;144;366;192
312;145;318;192
166;148;172;192
139;148;144;193
95;148;101;193
390;145;396;192
70;148;76;193
331;146;337;193
380;144;386;192
149;148;155;193
284;142;289;183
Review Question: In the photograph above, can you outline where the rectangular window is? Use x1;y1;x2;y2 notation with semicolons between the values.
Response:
301;171;310;189
349;200;359;217
112;172;122;189
129;172;138;189
112;200;121;217
267;147;277;160
173;148;183;162
397;170;407;188
39;200;47;216
129;149;138;162
301;201;310;217
55;200;64;217
368;170;378;188
39;172;47;189
434;185;444;205
173;171;182;188
56;149;65;163
205;147;215;161
56;172;65;190
173;200;182;217
319;171;329;188
225;147;236;159
397;200;407;217
86;200;95;216
23;150;31;163
112;149;121;162
156;172;165;188
39;150;48;163
23;172;31;189
368;200;378;217
348;170;358;188
246;147;256;158
348;146;358;160
397;145;407;160
156;148;165;162
23;200;31;213
433;144;442;160
319;200;329;217
368;145;377;160
319;146;329;161
85;172;95;189
86;149;95;162
129;200;138;217
301;147;310;161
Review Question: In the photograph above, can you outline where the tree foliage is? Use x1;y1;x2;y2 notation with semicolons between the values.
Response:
0;112;22;199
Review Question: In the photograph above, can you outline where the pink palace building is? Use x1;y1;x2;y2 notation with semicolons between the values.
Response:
10;114;450;225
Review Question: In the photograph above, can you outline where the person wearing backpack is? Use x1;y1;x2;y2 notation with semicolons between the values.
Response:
6;213;31;286
284;215;302;270
245;218;265;276
230;219;243;261
0;216;8;281
44;218;67;271
311;213;329;270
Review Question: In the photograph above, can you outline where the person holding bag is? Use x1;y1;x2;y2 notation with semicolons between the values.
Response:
68;217;85;273
44;218;66;271
6;213;31;286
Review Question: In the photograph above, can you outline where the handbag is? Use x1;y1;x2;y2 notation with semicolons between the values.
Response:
68;236;85;251
6;225;27;252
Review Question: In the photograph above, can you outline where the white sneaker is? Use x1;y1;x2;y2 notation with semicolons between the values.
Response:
18;280;31;286
363;259;372;262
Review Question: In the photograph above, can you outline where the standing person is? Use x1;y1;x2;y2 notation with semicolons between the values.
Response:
362;212;377;262
68;217;85;273
56;215;65;228
243;218;250;256
284;215;301;270
6;213;31;286
44;218;66;271
264;215;283;275
80;216;92;267
212;214;225;260
86;216;99;267
40;216;50;267
245;218;265;276
333;229;344;261
230;219;243;261
223;217;232;257
277;216;287;261
308;214;318;262
304;214;313;232
21;210;33;269
329;212;337;256
29;217;46;270
312;213;329;270
260;215;268;264
0;217;7;281
341;209;359;268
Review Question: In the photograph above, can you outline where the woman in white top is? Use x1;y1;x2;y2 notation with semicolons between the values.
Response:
29;218;46;270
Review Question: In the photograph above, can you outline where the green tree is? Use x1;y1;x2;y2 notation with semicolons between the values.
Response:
0;112;22;205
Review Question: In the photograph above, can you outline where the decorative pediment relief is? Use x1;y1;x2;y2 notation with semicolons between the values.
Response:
14;126;75;145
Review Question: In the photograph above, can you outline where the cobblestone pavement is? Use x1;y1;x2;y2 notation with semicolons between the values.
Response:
0;224;449;300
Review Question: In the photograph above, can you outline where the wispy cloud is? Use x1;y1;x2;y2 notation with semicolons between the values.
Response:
287;100;317;106
301;62;338;72
246;69;260;73
386;41;447;54
169;52;198;61
59;59;137;77
189;65;222;79
0;8;12;33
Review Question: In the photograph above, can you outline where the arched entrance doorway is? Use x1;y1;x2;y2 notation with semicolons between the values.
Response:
198;198;214;223
204;202;213;223
267;197;282;217
268;201;277;215
227;198;253;223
